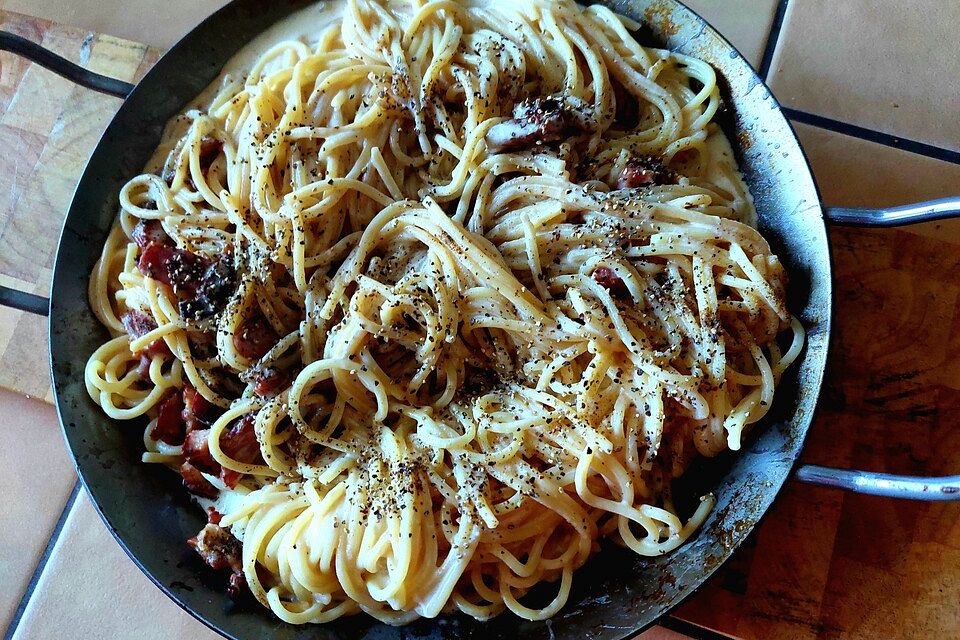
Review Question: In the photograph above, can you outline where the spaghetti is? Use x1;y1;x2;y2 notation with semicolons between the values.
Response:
85;0;804;625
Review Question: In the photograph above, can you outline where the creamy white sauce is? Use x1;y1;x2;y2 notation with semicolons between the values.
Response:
146;1;345;171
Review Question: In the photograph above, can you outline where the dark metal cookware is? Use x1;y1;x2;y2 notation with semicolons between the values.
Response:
3;1;959;638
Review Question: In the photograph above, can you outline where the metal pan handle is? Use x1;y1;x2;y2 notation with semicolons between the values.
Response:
0;31;134;98
794;198;960;500
795;465;960;500
0;31;134;317
824;196;960;226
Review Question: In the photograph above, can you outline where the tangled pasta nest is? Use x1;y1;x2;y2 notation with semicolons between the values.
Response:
85;0;803;625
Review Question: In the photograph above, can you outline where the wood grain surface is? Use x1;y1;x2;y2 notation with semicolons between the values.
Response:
0;10;957;639
0;11;159;400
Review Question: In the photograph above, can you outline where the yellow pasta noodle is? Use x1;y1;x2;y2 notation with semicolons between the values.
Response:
85;0;804;625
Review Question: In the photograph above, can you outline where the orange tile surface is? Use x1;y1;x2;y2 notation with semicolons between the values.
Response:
767;0;960;151
0;389;76;631
9;492;223;640
793;121;960;242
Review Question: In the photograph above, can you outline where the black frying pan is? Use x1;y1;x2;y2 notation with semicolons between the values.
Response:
3;1;959;638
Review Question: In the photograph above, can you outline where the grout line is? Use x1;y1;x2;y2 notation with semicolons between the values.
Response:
785;108;960;165
2;481;81;640
0;286;49;317
757;0;789;80
662;616;738;640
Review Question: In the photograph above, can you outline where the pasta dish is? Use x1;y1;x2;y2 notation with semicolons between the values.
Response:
85;0;804;625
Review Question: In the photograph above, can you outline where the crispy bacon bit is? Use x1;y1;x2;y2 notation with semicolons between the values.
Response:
485;95;593;153
617;164;656;189
198;137;223;174
121;310;155;340
220;415;262;489
138;242;179;285
188;330;218;360
616;156;673;190
227;570;246;600
151;392;185;445
221;415;260;462
207;507;223;525
121;310;171;358
131;220;172;249
188;523;246;598
167;250;211;296
138;243;209;296
254;367;288;398
182;385;217;433
220;469;242;491
136;354;153;378
189;523;242;572
138;243;235;320
182;416;260;490
183;428;219;475
593;266;631;300
180;461;218;498
233;315;278;361
179;256;236;321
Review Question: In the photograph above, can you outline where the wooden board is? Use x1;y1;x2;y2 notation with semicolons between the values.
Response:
0;11;160;400
0;11;958;639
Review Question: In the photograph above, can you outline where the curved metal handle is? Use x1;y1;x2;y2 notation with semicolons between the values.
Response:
795;465;960;500
813;196;960;500
0;31;134;98
825;196;960;226
812;197;960;500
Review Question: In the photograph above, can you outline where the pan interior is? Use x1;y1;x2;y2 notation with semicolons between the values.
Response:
48;1;832;638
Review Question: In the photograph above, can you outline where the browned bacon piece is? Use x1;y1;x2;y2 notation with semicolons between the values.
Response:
233;314;278;362
182;384;217;433
227;571;246;599
198;136;224;174
592;266;631;300
485;96;593;153
188;523;241;572
219;415;261;489
181;415;261;490
617;164;656;189
136;354;153;379
179;256;235;321
187;523;246;599
121;310;171;359
180;461;218;499
183;428;219;475
137;243;235;320
163;136;223;187
616;156;673;190
131;220;172;249
253;367;289;398
138;242;203;290
151;391;185;445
